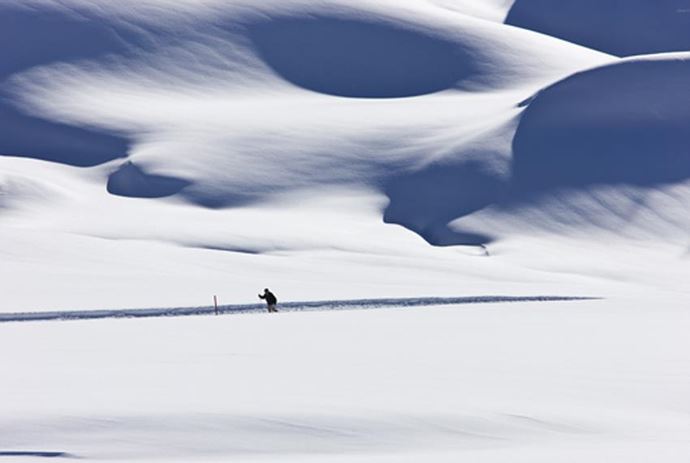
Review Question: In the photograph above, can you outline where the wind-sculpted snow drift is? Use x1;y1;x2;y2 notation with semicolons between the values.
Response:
506;0;690;57
513;55;690;190
0;0;688;311
0;5;132;165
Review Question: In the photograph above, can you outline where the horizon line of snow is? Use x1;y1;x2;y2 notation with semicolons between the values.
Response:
0;296;599;324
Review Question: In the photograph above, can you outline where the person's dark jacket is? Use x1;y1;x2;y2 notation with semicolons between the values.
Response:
259;291;277;305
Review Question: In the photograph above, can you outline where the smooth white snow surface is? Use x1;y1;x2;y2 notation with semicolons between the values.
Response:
1;299;690;462
1;1;689;461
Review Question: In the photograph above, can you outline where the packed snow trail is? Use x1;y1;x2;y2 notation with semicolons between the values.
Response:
0;296;596;323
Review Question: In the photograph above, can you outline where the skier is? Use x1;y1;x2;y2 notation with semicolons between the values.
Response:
259;288;278;313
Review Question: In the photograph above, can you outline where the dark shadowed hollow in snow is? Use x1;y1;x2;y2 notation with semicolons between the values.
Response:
107;161;190;198
383;161;506;245
506;0;690;57
248;16;476;98
0;102;129;166
0;7;130;80
0;6;133;166
107;162;191;199
512;58;690;191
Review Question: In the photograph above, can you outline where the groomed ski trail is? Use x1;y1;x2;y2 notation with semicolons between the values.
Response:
0;296;598;324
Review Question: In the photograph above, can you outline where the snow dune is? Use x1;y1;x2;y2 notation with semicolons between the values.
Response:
0;0;687;310
0;4;131;166
446;53;690;247
513;53;690;190
506;0;690;56
0;0;636;311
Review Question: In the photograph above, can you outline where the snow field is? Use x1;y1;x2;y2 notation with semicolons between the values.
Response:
1;298;689;462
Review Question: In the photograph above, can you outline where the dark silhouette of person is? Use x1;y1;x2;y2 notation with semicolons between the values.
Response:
259;288;278;313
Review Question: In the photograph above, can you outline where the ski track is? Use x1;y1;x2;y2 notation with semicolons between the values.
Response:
0;451;75;459
0;296;598;324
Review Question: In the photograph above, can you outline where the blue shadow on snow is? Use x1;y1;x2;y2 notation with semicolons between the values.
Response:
248;16;476;98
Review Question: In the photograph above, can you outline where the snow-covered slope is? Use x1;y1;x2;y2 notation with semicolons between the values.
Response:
506;0;690;56
451;53;690;245
513;54;690;190
0;0;688;312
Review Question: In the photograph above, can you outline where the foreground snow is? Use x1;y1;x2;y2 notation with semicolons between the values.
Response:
2;298;689;462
